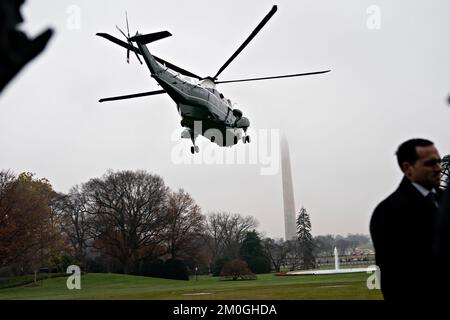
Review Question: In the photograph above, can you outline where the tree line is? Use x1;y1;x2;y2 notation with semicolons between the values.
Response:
0;169;372;279
0;169;261;278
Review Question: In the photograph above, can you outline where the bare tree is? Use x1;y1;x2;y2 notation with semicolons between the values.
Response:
204;212;258;260
346;233;371;250
313;234;335;257
164;189;205;260
83;170;169;274
52;186;92;267
262;238;289;272
335;235;352;255
285;239;301;271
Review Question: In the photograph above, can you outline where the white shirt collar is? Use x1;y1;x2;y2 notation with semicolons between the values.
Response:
411;182;437;197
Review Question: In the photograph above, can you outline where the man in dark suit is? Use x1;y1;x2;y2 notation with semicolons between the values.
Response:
434;161;450;296
370;138;443;301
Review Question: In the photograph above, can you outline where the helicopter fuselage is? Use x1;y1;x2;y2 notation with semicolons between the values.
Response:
136;42;249;147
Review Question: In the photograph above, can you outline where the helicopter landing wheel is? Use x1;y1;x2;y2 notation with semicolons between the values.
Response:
234;136;238;144
190;146;199;154
246;135;250;143
211;136;215;143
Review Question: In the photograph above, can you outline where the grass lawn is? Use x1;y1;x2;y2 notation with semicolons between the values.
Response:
0;272;383;300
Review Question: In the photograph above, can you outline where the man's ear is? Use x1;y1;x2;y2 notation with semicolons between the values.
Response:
402;162;412;176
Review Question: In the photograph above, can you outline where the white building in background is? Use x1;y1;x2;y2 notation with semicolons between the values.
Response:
280;134;297;241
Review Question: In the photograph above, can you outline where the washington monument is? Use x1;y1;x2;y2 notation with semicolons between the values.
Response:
281;134;297;240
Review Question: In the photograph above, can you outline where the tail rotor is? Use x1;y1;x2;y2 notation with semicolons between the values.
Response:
116;12;142;64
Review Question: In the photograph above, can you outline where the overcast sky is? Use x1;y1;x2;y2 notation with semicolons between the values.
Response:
1;0;449;239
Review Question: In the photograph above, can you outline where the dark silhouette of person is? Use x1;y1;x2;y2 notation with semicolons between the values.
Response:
370;138;443;302
0;0;53;93
434;182;450;288
433;100;450;298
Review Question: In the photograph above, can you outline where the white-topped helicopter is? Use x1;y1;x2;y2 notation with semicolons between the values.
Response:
97;5;330;153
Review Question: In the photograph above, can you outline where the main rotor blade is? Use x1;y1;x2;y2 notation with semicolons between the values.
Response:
153;55;203;80
126;11;130;38
215;70;331;84
133;50;143;64
213;5;278;80
96;33;141;55
99;89;166;103
116;25;128;39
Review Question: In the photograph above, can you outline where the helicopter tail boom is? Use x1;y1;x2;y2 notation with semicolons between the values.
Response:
130;31;172;74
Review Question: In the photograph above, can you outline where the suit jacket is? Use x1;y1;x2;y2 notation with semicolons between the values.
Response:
370;177;442;301
434;186;450;284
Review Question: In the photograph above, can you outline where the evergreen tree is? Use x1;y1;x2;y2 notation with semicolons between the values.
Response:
296;207;316;270
239;230;270;274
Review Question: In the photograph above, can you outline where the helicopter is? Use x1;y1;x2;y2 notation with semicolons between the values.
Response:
97;5;330;154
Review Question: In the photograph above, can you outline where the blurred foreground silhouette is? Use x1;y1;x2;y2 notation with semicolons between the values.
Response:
0;0;53;94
